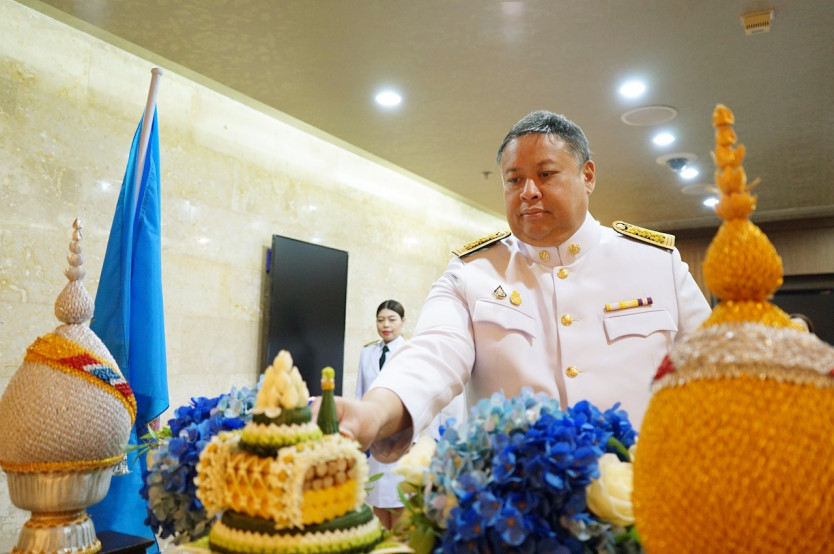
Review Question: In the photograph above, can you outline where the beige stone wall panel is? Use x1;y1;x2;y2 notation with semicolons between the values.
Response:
0;1;503;547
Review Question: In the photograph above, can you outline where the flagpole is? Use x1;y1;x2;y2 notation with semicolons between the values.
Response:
133;67;164;210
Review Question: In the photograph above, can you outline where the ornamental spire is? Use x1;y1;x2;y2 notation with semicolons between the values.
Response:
54;218;95;325
700;104;794;328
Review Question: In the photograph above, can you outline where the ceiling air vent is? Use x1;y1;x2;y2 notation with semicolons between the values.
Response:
740;9;774;35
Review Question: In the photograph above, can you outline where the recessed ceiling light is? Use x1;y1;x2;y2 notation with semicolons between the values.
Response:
652;132;675;146
375;90;402;107
619;80;646;99
680;166;699;180
703;197;719;208
621;106;678;126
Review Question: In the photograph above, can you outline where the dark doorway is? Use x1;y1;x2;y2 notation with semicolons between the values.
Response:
772;273;834;346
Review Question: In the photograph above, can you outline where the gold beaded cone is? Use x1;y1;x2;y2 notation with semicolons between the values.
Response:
632;105;834;553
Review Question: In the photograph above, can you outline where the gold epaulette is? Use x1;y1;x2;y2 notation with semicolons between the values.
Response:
453;230;511;258
613;221;675;250
363;339;378;347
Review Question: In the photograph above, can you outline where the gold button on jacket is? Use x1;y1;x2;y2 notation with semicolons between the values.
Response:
557;268;569;279
561;314;573;326
565;365;579;378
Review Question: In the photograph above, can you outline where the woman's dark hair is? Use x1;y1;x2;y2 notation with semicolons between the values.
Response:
377;299;405;319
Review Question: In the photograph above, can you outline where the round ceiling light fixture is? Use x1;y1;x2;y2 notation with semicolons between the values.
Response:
618;80;646;99
375;90;402;107
680;166;700;180
621;105;678;126
652;132;675;146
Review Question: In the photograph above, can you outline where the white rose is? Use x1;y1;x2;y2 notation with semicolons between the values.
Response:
393;433;437;494
586;453;635;527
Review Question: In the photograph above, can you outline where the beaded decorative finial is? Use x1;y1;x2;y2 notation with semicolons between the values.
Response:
320;367;336;391
700;104;794;328
54;218;95;325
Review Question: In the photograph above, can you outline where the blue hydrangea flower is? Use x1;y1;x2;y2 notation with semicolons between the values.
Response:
422;387;639;553
140;384;258;543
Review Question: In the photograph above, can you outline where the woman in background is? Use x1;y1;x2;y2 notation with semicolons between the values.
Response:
355;299;407;529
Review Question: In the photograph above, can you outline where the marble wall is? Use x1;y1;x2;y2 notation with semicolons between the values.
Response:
0;1;504;548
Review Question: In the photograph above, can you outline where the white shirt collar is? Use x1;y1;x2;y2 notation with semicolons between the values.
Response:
380;335;405;354
517;212;601;266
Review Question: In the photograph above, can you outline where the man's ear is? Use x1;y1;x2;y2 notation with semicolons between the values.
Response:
583;160;596;194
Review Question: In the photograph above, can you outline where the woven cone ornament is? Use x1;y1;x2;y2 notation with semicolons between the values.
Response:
0;219;135;554
632;106;834;552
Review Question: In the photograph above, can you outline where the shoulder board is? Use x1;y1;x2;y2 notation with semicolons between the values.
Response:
453;230;511;258
363;339;378;347
612;221;675;250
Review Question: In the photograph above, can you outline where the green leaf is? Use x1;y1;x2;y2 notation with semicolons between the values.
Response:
123;426;173;467
407;525;438;554
396;484;417;511
613;526;644;553
607;436;631;461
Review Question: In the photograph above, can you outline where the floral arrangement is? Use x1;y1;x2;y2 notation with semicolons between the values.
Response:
393;388;642;553
140;385;258;543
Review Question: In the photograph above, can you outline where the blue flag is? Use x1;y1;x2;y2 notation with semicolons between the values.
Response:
88;108;168;548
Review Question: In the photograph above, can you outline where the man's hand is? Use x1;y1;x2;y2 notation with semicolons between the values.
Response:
311;388;411;452
331;395;383;450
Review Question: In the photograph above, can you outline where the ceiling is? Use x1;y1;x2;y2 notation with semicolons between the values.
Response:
24;0;834;233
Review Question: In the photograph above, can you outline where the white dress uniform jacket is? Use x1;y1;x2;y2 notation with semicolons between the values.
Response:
370;212;711;461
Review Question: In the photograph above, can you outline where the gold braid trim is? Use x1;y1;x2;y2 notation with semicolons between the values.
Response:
67;540;102;554
613;221;675;249
452;230;511;257
25;333;137;422
0;453;124;474
24;511;91;528
16;532;102;554
55;540;102;554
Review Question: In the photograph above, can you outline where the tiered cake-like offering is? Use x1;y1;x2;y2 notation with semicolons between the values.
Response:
196;351;383;553
632;105;834;552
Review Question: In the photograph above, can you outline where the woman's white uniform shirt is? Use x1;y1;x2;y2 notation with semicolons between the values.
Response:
355;335;406;508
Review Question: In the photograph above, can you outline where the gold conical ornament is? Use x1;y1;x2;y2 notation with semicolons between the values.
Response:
632;106;834;553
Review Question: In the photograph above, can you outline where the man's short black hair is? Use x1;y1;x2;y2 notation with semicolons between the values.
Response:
496;110;591;167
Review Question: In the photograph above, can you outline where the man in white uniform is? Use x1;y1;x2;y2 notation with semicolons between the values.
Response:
332;110;711;461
